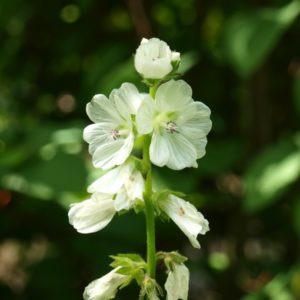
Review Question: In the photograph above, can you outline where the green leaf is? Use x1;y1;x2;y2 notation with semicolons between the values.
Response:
244;136;300;211
222;0;300;77
178;51;200;74
2;149;87;202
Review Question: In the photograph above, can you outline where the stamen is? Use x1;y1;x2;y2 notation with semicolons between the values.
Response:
111;129;121;140
166;121;178;134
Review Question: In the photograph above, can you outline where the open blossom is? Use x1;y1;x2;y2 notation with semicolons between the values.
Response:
165;263;190;300
88;161;144;211
68;193;116;234
158;194;209;249
83;83;144;170
137;79;212;170
134;38;180;79
83;267;127;300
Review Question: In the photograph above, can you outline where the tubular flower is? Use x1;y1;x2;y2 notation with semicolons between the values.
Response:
83;267;128;300
158;194;209;249
136;79;212;170
88;161;144;211
165;263;189;300
83;83;144;170
134;38;180;79
68;193;116;234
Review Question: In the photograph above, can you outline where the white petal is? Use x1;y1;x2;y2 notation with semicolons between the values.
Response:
137;58;173;79
149;132;169;167
125;169;144;201
68;194;116;234
165;264;190;300
141;38;149;44
178;102;212;158
148;290;160;300
83;123;113;155
159;195;209;248
92;133;134;170
164;133;197;170
114;166;144;211
87;165;125;194
112;82;145;115
136;95;156;134
155;80;193;112
114;187;131;211
83;268;127;300
171;51;180;62
86;94;122;125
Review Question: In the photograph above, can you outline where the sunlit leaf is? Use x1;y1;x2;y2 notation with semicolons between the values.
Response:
178;51;200;74
222;1;300;77
2;149;87;202
244;136;300;211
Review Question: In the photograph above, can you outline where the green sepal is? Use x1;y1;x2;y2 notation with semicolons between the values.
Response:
116;209;129;216
171;59;180;71
142;78;162;88
129;155;143;173
110;253;147;286
153;189;186;202
156;251;188;272
134;198;145;213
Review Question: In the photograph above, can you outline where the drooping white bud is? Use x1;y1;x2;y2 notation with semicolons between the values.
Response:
165;263;190;300
83;267;127;300
159;194;209;248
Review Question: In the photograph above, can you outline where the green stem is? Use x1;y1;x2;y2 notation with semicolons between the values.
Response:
142;84;159;279
149;85;157;98
143;134;156;278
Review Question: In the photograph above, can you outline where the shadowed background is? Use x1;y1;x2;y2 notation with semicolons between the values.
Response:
1;0;300;299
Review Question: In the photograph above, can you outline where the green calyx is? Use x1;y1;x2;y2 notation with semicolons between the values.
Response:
110;253;147;287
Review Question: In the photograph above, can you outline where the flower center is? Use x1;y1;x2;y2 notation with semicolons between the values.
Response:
153;111;178;134
166;121;178;134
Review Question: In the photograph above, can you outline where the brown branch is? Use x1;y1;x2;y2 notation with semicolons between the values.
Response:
126;0;152;39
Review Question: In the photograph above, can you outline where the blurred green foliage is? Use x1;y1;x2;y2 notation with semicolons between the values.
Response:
1;0;300;299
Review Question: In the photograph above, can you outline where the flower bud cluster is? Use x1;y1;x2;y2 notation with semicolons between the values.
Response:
68;38;212;299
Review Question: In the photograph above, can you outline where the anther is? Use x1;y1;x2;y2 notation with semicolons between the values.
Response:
111;129;121;140
166;121;178;134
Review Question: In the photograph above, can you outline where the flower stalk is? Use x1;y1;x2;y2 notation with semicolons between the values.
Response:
143;84;159;279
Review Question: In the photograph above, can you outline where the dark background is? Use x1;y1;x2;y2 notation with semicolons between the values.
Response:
1;0;300;299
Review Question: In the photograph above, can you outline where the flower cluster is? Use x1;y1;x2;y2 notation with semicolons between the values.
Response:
68;37;212;300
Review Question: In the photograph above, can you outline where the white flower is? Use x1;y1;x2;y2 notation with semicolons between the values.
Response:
136;80;212;170
83;83;144;170
158;194;209;249
134;38;180;79
68;193;116;234
88;161;144;211
165;263;190;300
83;267;127;300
